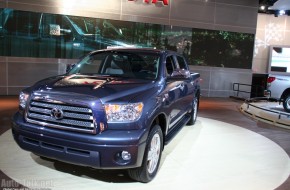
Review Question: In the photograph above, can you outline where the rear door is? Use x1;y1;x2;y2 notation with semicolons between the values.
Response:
164;55;184;128
1;9;41;57
174;55;194;114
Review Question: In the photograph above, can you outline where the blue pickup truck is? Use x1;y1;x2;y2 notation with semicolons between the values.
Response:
12;48;200;182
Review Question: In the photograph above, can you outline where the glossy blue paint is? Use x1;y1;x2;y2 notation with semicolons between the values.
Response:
12;48;200;170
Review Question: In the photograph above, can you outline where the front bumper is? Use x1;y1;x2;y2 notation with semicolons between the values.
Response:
12;112;148;169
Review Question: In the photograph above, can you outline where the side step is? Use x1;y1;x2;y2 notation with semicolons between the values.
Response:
165;114;191;145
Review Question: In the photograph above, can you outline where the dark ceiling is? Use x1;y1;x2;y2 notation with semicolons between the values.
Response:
259;0;290;15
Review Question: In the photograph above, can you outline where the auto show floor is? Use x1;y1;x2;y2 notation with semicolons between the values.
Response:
0;96;290;190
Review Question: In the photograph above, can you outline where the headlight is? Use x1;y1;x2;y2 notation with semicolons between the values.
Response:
105;103;143;122
19;92;29;109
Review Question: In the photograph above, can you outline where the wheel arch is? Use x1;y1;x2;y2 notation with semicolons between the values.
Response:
281;88;290;101
150;113;167;148
196;89;200;97
195;89;201;108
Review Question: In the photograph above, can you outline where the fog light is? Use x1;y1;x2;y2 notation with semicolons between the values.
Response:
121;151;131;161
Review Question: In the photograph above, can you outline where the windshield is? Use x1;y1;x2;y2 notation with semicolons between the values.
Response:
68;51;160;80
68;17;124;39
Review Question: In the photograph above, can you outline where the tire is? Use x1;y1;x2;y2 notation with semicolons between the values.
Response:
128;125;163;183
187;96;199;125
283;95;290;113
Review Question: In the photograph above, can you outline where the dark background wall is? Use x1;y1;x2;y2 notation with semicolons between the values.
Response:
0;0;258;33
0;0;259;97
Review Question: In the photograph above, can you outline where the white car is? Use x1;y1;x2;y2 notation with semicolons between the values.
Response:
265;74;290;112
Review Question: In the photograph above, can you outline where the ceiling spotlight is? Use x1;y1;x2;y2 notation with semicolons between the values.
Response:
279;10;285;15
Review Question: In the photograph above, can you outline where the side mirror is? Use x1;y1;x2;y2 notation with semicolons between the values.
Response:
49;24;71;36
49;24;61;36
168;69;191;80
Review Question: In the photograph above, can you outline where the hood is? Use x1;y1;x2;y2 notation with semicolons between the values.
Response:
33;74;157;103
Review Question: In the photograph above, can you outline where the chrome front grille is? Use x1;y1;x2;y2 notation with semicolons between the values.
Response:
26;99;95;134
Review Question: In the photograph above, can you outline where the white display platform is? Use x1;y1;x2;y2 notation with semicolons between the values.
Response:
0;117;290;190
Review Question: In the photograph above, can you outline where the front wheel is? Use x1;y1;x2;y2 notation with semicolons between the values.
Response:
128;125;163;183
187;96;199;125
283;95;290;112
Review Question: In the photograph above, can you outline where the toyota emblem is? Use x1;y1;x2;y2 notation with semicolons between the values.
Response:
51;108;64;120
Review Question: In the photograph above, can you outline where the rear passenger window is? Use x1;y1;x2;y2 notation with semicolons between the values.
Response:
176;56;188;70
166;56;176;76
5;10;40;37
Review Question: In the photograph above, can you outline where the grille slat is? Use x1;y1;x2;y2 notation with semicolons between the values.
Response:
29;107;51;115
31;101;92;113
28;113;94;128
26;99;95;134
29;107;93;120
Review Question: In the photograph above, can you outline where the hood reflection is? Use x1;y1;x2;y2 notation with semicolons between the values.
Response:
54;74;139;89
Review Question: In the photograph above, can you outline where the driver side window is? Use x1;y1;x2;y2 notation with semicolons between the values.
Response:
41;14;72;39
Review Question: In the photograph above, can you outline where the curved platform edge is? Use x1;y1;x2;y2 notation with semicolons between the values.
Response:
240;98;290;130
